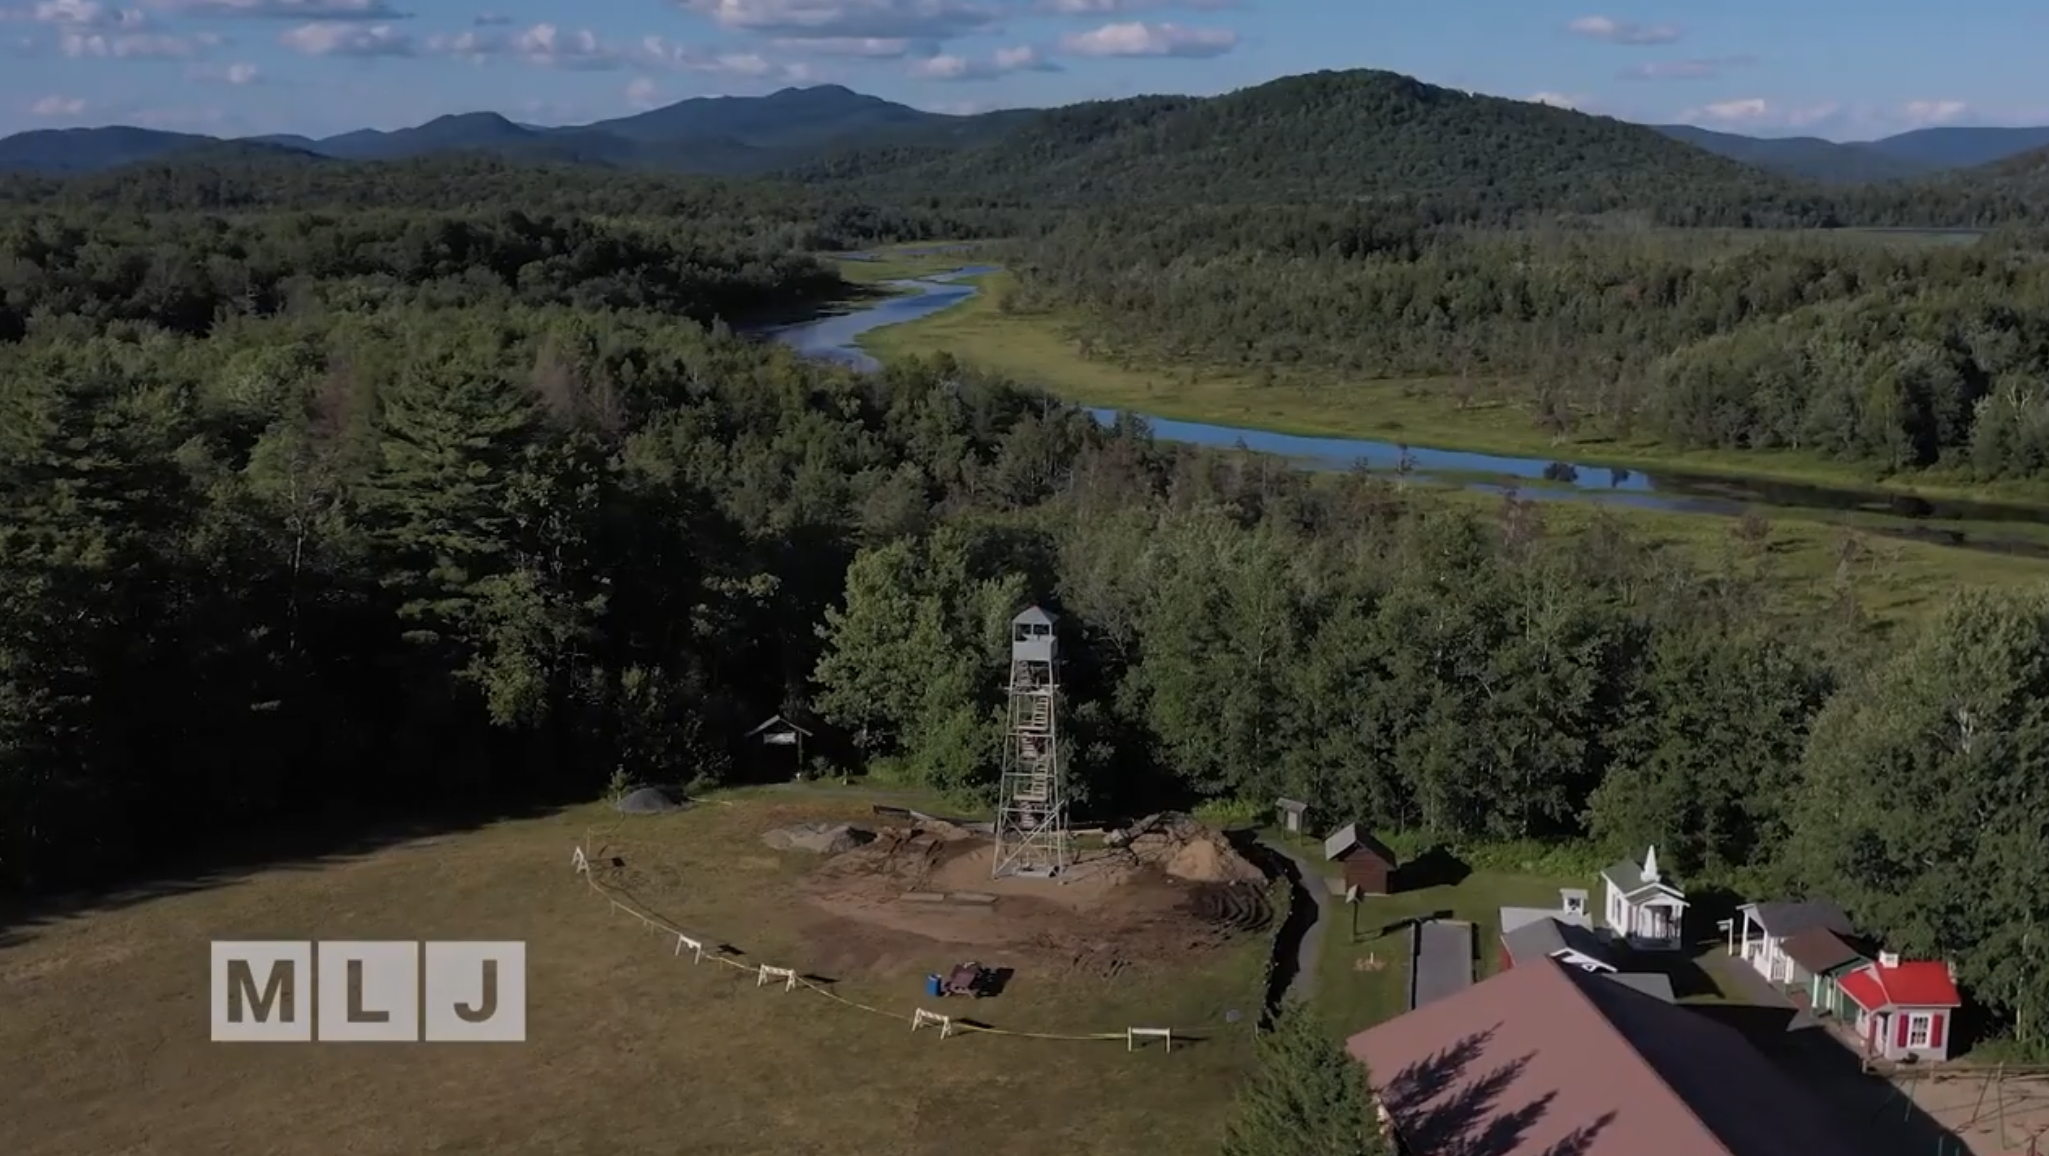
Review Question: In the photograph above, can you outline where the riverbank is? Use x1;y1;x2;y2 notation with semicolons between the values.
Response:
805;267;2049;620
857;271;2049;510
829;242;995;286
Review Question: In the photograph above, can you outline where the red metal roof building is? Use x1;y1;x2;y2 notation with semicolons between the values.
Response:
1346;957;1867;1156
1836;954;1964;1063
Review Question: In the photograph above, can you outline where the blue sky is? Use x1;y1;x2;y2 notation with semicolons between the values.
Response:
0;0;2042;140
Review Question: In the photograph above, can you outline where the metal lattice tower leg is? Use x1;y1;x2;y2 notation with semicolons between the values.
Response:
993;657;1067;879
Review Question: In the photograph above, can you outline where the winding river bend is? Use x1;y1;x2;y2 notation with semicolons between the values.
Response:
768;268;2049;557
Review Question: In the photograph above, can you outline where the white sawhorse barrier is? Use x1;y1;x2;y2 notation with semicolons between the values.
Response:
1127;1027;1172;1052
674;933;704;964
911;1009;953;1038
757;965;798;991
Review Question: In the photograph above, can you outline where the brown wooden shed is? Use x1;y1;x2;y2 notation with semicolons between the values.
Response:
1325;824;1398;895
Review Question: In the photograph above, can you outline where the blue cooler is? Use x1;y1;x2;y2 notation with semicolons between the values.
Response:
924;973;944;998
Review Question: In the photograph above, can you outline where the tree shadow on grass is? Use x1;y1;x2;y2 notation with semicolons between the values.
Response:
0;791;582;952
1381;1026;1615;1156
1395;847;1472;892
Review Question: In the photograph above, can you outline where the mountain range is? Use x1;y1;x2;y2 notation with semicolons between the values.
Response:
3;79;2048;191
1651;123;2049;183
0;86;1031;178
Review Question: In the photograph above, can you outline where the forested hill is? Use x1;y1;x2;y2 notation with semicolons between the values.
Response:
784;70;1848;225
0;152;1012;239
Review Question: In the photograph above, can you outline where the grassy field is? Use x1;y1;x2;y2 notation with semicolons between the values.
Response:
858;270;2049;508
831;242;993;286
0;792;1266;1156
1419;483;2049;624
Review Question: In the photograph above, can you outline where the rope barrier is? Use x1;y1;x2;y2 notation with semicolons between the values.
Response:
573;838;1177;1045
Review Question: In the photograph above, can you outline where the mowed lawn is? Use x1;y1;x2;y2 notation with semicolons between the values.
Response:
0;794;1265;1156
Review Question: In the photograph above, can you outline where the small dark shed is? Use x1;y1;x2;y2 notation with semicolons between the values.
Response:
746;713;814;775
1325;824;1398;896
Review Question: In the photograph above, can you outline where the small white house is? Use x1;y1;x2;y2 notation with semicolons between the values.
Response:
1599;846;1686;951
1730;899;1854;984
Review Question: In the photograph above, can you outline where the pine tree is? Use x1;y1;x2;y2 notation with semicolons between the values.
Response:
1221;998;1388;1156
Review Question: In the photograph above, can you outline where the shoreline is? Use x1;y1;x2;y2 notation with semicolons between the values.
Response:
853;270;2049;514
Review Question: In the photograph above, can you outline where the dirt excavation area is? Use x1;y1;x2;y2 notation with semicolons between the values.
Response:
782;812;1275;978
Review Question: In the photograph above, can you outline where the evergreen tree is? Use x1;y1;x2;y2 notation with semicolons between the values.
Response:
1221;998;1388;1156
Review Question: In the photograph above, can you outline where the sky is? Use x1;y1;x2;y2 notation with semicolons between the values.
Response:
0;0;2043;141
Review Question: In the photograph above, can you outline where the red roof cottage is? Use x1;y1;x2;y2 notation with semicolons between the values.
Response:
1836;952;1964;1063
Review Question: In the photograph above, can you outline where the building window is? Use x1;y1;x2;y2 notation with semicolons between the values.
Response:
1908;1014;1932;1048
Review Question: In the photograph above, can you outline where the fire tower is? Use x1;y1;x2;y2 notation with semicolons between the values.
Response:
992;605;1068;879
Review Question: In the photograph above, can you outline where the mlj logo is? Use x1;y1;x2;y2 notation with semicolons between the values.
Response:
209;941;527;1042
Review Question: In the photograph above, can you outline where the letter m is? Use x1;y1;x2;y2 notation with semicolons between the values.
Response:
210;942;313;1042
228;959;292;1023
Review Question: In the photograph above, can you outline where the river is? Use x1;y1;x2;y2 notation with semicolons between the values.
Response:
767;268;2049;557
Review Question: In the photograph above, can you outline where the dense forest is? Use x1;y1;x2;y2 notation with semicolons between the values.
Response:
0;209;849;338
1004;209;2049;478
0;151;1014;239
5;111;2049;1063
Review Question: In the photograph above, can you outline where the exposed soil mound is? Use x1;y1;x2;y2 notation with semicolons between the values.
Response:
1165;834;1265;884
1116;813;1262;883
762;822;874;854
796;811;1277;974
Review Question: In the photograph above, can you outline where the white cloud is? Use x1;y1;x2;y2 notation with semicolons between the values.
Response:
6;0;148;27
625;76;660;108
672;0;1000;41
29;93;86;115
429;23;619;69
154;0;409;17
418;22;815;80
190;59;257;81
1901;99;1968;128
61;27;217;54
1058;20;1234;57
772;34;927;56
1681;97;1840;129
1527;91;1586;110
907;42;1056;80
277;19;408;54
1566;15;1680;45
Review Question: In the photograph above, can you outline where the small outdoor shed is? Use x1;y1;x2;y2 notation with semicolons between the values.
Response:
1325;824;1398;896
1275;797;1309;835
746;713;813;774
1783;927;1869;1019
